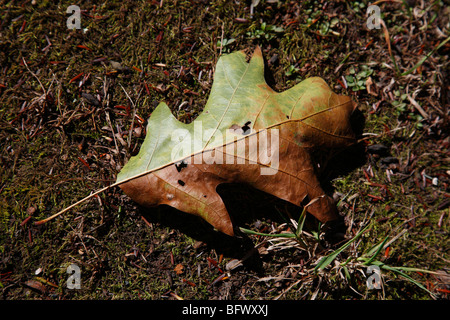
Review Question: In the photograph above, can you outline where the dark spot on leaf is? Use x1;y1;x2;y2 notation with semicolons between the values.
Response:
175;161;188;172
229;121;252;135
242;121;251;135
229;124;241;131
178;180;185;186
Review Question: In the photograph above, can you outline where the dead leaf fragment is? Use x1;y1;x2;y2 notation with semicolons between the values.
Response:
366;76;377;96
24;280;46;293
174;264;184;275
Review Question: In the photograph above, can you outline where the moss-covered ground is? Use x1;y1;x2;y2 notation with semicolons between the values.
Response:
0;0;448;300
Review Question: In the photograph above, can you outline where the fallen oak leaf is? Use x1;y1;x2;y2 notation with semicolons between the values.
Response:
116;47;357;236
36;47;357;238
174;263;184;275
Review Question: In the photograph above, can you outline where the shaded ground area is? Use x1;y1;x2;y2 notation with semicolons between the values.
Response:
0;0;449;300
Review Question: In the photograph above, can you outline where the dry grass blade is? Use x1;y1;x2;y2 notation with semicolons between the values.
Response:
34;185;113;225
379;19;400;74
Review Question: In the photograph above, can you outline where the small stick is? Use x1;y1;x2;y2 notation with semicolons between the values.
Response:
407;94;428;119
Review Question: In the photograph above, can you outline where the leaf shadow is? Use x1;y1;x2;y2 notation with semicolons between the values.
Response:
318;107;367;187
138;181;333;271
138;203;264;271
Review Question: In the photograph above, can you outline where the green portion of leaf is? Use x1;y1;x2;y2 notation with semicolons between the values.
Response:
117;47;354;184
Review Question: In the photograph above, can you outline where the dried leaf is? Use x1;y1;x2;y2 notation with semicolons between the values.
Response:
117;47;357;236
